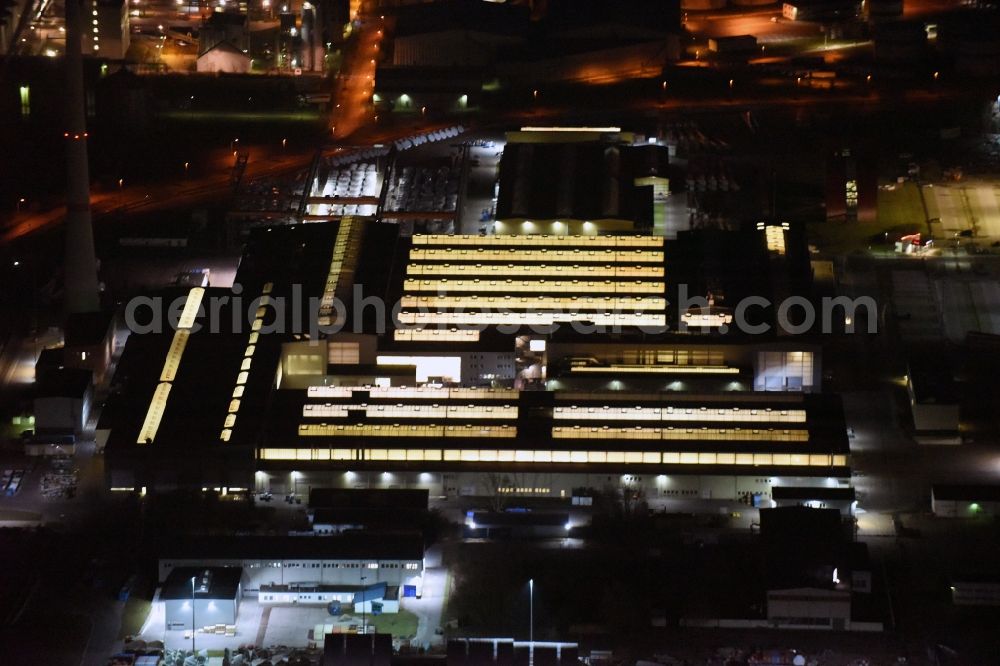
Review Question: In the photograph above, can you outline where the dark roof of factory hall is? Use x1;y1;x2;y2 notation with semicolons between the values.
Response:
158;532;426;562
496;140;671;223
932;484;1000;502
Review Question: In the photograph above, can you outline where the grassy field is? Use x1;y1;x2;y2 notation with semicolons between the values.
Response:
345;610;419;639
808;181;927;254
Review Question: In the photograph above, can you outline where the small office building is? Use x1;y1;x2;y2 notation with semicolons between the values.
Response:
261;580;401;613
158;533;425;597
161;567;242;631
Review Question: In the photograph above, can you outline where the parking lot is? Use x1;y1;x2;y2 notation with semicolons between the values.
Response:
925;179;1000;240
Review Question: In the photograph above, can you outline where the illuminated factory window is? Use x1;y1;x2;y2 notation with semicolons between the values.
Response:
329;342;361;364
410;248;663;264
297;423;518;438
136;383;171;444
397;312;666;328
219;282;272;441
19;85;30;118
569;365;739;375
393;328;482;342
407;264;664;278
846;180;858;210
159;330;190;382
259;448;843;467
306;386;520;400
757;222;789;255
177;287;206;329
376;355;462;384
318;218;361;327
756;350;815;392
399;295;666;310
551;426;808;442
136;287;205;444
302;404;518;420
403;279;664;294
553;405;806;423
412;234;664;248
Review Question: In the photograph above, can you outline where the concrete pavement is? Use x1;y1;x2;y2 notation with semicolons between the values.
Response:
402;544;448;650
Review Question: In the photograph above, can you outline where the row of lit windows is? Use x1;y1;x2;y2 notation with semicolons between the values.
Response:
258;447;846;467
159;329;190;383
406;264;664;278
409;249;663;263
551;426;808;442
403;279;664;294
553;406;807;423
399;295;666;310
306;386;520;400
758;222;789;255
318;218;359;327
412;234;664;248
553;392;806;407
569;365;739;375
298;424;518;438
220;283;272;443
137;288;205;444
393;328;482;342
397;312;667;327
302;404;519;419
136;383;171;445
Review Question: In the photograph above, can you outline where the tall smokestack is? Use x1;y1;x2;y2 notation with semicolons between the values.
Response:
63;0;101;314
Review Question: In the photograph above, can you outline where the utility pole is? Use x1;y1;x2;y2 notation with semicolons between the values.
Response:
190;576;196;655
529;578;534;643
361;574;368;635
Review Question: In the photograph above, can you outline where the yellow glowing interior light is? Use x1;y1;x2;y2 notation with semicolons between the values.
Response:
159;329;190;382
177;287;206;329
136;382;172;444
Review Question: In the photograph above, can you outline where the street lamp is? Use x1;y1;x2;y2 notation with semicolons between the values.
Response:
190;576;196;655
361;574;368;635
528;578;534;643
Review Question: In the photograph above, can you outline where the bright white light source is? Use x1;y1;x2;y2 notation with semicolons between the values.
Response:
529;339;546;352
